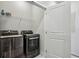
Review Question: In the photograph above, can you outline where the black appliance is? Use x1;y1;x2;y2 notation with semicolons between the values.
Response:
21;30;40;58
0;30;23;58
0;30;18;36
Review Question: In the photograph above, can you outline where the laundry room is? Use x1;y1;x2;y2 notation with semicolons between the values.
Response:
0;1;78;58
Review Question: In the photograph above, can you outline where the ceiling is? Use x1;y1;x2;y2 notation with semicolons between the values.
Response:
34;1;64;8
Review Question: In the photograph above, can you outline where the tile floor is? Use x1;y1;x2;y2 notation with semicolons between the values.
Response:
35;54;79;58
35;54;45;58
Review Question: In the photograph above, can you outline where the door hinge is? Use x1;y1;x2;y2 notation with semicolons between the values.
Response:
45;50;47;53
45;32;47;34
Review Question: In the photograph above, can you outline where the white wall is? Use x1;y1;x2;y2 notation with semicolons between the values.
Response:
32;5;45;33
0;1;33;32
32;5;45;55
71;2;79;56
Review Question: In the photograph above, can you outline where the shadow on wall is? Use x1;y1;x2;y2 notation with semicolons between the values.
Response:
32;4;45;55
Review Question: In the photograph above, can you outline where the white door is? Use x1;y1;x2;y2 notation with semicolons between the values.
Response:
44;2;71;58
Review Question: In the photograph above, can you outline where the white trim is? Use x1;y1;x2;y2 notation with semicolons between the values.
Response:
27;1;46;10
